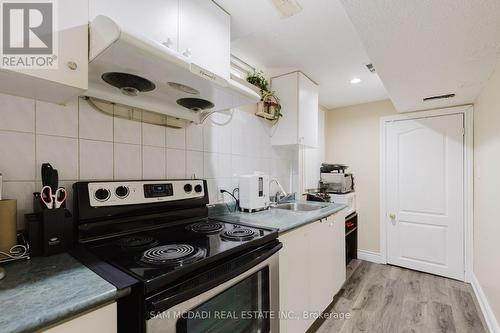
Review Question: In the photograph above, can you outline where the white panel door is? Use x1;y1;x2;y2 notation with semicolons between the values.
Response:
386;114;464;280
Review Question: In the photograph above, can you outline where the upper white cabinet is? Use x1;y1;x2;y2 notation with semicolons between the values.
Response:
89;0;231;78
0;0;88;104
179;0;230;78
89;0;179;50
271;71;319;148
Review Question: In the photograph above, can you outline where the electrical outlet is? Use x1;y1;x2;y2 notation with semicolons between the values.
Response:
217;187;224;202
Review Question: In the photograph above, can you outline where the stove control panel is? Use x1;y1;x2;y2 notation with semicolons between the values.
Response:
88;180;205;207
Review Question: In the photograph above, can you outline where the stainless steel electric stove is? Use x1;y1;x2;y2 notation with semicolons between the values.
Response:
72;179;281;333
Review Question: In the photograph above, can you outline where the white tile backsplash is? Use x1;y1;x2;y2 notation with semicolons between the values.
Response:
186;150;204;179
186;123;203;151
0;131;35;181
0;93;35;133
0;96;295;228
143;146;166;179
143;123;165;147
166;148;186;179
35;99;78;137
114;117;141;144
166;127;185;149
79;139;113;180
79;99;113;141
36;135;79;180
114;143;142;179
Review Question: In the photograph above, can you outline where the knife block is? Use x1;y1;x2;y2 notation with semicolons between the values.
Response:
25;208;74;256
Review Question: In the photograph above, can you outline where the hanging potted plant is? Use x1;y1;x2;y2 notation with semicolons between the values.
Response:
246;70;269;94
259;91;282;119
246;70;282;120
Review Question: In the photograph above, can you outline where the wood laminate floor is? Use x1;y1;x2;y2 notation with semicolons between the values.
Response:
314;260;487;333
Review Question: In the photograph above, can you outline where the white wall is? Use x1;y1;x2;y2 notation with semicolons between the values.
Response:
473;60;500;327
325;99;397;252
0;94;295;227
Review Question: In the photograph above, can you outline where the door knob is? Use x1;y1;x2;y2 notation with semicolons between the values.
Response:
388;212;397;220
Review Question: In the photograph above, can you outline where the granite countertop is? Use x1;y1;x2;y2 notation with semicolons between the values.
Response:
0;253;123;333
213;201;347;233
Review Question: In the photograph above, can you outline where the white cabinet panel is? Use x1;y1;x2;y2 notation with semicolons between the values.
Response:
279;210;346;333
43;303;116;333
279;223;311;333
89;0;179;50
271;72;319;147
298;73;319;147
179;0;230;78
0;0;88;103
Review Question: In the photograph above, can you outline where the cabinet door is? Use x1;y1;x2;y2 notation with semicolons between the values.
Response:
279;225;312;333
89;0;179;50
13;0;88;90
179;0;230;78
43;303;116;332
298;72;319;148
308;219;335;315
270;72;299;146
329;212;346;294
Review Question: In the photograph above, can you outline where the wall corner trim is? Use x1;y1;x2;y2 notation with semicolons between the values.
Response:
357;250;383;264
471;273;500;333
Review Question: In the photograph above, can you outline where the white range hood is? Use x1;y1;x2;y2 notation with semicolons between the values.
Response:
86;15;260;124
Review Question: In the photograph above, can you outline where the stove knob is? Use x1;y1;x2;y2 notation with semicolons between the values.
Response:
94;188;110;201
115;186;129;198
184;184;193;193
194;184;203;193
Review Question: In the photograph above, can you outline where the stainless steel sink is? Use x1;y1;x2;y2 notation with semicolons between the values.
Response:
272;202;328;212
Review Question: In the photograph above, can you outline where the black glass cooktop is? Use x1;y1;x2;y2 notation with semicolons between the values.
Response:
85;218;276;292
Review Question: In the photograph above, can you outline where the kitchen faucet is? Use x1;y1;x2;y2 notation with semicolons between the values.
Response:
269;178;295;204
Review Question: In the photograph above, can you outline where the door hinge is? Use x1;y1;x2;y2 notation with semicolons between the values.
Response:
462;127;465;136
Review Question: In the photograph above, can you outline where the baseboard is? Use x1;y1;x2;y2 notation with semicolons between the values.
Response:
357;250;383;264
471;273;500;333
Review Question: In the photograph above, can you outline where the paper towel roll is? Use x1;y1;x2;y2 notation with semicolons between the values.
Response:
0;199;17;259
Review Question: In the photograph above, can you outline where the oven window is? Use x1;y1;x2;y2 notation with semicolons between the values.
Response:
177;267;270;333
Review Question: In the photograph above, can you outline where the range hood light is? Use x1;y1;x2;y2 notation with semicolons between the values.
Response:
168;82;200;95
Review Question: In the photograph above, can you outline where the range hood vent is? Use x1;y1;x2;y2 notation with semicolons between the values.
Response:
86;15;260;125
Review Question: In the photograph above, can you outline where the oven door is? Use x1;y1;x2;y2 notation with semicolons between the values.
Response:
146;242;281;333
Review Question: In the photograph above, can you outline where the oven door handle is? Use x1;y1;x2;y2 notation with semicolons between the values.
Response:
147;241;282;316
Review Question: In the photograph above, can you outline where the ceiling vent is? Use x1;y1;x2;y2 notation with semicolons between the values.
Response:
365;63;376;73
423;93;456;102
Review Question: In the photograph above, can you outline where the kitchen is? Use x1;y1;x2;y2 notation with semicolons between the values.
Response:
0;0;499;332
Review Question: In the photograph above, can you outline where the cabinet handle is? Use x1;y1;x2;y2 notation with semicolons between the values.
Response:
67;61;78;70
183;48;192;58
162;38;173;48
388;212;397;220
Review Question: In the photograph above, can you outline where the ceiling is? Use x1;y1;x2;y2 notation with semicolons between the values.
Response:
341;0;500;112
214;0;388;109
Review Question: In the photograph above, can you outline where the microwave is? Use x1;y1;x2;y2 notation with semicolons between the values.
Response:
320;172;354;194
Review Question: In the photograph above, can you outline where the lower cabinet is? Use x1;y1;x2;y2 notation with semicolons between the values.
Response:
42;302;117;333
279;210;347;333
